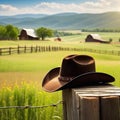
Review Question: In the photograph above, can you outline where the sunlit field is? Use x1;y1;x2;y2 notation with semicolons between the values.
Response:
0;31;120;120
0;51;120;87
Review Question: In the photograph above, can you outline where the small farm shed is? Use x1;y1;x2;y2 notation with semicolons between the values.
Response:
54;37;62;42
85;34;109;43
19;28;39;40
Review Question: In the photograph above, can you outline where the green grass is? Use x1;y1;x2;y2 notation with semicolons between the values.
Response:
0;51;120;86
0;51;120;120
0;32;120;120
0;52;65;72
60;31;120;42
0;51;119;71
0;83;62;120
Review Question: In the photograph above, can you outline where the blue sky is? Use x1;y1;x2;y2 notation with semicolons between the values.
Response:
0;0;94;6
0;0;120;15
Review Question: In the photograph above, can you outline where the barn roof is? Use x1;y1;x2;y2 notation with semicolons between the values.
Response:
23;28;37;38
86;34;110;43
90;34;102;40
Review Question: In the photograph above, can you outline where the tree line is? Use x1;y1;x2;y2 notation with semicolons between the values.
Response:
0;25;53;40
0;24;75;40
1;24;120;40
82;28;120;32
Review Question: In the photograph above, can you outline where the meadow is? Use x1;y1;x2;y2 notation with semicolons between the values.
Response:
0;31;120;120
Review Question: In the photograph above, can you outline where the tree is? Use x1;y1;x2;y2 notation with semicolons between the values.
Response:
5;25;19;40
35;27;53;40
0;25;19;40
0;25;6;40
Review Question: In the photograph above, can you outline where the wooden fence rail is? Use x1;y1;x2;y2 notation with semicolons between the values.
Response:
0;45;120;56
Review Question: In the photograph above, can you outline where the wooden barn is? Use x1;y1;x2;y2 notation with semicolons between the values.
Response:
85;34;110;43
54;37;62;42
19;28;39;40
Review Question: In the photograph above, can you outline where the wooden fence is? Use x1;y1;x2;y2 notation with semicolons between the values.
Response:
0;45;120;56
62;85;120;120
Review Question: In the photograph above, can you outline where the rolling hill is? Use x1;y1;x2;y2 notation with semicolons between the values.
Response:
0;12;120;29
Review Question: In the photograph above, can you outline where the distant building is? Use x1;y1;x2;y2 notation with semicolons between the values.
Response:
19;28;39;40
54;37;62;42
85;34;110;43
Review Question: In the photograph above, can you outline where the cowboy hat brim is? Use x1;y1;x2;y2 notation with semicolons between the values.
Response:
42;67;115;92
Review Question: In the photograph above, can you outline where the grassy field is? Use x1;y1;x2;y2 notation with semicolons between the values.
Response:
0;31;120;120
0;31;120;51
59;31;120;42
0;51;120;87
0;51;120;119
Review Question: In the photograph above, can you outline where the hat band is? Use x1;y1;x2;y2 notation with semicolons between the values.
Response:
58;76;73;82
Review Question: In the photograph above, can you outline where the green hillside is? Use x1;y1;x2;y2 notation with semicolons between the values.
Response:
0;12;120;29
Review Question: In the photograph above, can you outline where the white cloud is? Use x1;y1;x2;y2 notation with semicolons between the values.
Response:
80;0;120;12
32;0;120;14
33;2;83;14
0;4;18;15
0;0;120;15
0;4;17;11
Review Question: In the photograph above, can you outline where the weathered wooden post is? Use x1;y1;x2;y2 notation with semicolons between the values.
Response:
62;85;120;120
31;46;33;53
35;45;37;52
39;46;41;52
17;45;20;54
0;48;2;55
24;45;26;53
9;47;11;55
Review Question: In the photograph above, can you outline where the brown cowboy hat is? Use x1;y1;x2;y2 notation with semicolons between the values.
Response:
42;54;115;92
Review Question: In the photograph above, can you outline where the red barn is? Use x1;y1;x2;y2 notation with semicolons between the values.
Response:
19;28;39;40
85;34;110;43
